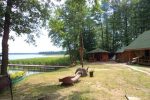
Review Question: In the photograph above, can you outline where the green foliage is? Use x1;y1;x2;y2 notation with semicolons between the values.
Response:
83;29;97;52
0;1;4;34
49;0;98;62
0;0;50;42
9;57;70;66
0;0;51;75
92;0;150;52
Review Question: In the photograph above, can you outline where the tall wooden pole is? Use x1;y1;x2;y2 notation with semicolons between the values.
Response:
79;32;84;68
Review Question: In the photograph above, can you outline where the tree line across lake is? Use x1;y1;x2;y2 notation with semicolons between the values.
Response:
39;51;65;55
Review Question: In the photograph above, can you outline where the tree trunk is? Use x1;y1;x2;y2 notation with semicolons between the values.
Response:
100;22;104;48
112;14;115;52
124;5;129;46
105;16;109;50
1;0;12;75
67;41;74;65
79;32;84;68
68;47;72;64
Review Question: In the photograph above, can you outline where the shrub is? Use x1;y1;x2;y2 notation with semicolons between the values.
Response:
10;71;25;80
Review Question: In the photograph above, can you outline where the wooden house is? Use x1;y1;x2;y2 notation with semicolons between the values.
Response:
125;30;150;65
116;47;136;63
87;48;109;62
116;47;129;62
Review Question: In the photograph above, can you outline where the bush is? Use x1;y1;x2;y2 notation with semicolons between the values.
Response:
10;71;25;80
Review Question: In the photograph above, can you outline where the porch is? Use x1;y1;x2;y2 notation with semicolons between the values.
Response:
138;57;150;66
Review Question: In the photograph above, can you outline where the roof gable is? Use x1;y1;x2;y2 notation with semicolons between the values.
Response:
125;30;150;50
88;48;108;53
116;46;126;53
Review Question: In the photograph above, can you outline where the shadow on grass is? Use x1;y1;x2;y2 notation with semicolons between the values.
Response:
67;90;91;100
13;82;86;100
40;89;91;100
0;82;65;100
7;81;90;100
0;87;13;100
12;83;64;100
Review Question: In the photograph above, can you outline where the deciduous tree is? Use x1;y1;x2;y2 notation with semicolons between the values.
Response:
0;0;50;75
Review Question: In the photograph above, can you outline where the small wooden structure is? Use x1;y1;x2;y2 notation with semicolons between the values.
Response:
116;47;126;62
125;30;150;65
87;48;109;62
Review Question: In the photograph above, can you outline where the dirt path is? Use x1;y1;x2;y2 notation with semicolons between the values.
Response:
122;64;150;76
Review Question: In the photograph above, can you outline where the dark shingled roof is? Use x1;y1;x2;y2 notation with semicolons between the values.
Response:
125;30;150;51
116;47;126;53
87;48;108;54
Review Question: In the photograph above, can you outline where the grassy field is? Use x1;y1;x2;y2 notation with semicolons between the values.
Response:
9;56;70;66
0;63;150;100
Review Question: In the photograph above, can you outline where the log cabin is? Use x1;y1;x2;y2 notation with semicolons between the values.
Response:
125;30;150;65
87;48;109;62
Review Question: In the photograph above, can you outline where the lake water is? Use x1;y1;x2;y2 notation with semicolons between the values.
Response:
8;54;49;60
7;54;64;60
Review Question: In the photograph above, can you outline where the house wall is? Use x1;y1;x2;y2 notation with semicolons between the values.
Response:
116;53;124;62
88;54;95;62
101;53;109;61
126;51;138;62
116;51;137;63
134;50;145;57
88;53;109;62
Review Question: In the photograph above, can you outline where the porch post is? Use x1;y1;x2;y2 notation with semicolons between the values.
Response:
128;51;131;63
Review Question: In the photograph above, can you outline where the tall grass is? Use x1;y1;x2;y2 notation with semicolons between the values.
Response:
9;56;70;66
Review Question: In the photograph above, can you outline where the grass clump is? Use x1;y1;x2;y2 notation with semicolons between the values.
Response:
9;56;70;66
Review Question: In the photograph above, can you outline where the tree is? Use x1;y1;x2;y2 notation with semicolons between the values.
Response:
49;0;89;67
83;16;97;52
49;0;150;62
108;0;150;51
0;0;50;75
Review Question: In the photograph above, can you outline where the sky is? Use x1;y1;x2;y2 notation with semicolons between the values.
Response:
0;0;66;53
0;29;63;53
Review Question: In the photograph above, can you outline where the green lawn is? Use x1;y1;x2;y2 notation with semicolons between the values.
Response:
0;63;150;100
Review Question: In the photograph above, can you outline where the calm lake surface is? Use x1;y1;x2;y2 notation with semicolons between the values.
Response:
8;54;63;60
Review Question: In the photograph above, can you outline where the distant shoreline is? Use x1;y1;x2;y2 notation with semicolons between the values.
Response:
0;51;66;55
